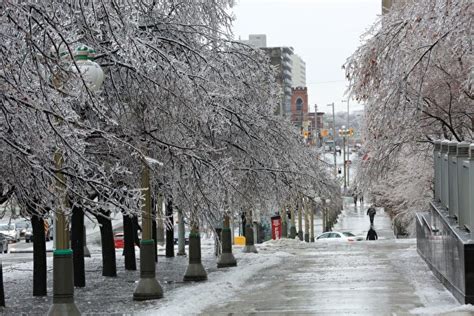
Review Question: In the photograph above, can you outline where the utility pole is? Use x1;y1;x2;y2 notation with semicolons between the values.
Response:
327;103;337;177
342;98;350;187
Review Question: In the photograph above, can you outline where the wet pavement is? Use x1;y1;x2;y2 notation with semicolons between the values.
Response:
203;198;463;315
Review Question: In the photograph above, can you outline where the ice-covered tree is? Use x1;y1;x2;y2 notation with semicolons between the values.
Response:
345;0;472;231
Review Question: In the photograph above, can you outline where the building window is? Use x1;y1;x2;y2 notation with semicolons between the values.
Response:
296;98;303;111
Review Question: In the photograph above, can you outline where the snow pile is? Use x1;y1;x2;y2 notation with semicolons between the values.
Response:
262;238;303;247
142;251;291;315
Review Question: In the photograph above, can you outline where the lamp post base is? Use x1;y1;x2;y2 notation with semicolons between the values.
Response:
48;250;80;316
217;252;237;268
217;228;237;268
47;303;81;316
133;278;163;301
183;263;208;281
183;233;207;281
133;241;163;301
290;226;297;239
242;244;258;253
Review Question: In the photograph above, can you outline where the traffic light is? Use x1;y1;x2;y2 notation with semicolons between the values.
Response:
349;128;354;137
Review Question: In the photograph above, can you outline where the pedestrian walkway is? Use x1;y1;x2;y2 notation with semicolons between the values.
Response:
202;198;467;315
333;197;394;240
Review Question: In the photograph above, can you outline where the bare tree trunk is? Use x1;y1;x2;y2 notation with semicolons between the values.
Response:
96;210;117;277
0;262;4;307
71;205;85;287
123;214;136;270
177;209;186;256
165;199;174;258
241;212;246;236
31;215;47;296
152;196;157;262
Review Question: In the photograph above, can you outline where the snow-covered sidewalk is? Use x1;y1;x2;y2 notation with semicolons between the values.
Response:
142;248;293;315
2;235;474;315
0;238;290;315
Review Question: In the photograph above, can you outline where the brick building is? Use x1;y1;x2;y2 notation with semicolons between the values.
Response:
290;87;324;146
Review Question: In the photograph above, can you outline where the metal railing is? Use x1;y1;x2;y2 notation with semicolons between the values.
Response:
433;140;474;236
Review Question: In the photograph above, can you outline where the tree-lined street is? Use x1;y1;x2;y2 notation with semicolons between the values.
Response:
0;0;472;314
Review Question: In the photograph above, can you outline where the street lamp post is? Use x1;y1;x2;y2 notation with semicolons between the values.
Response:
327;103;337;177
133;162;163;300
48;44;104;316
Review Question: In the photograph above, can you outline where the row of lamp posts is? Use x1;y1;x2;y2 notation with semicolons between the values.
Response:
46;43;341;314
279;197;334;242
47;44;239;315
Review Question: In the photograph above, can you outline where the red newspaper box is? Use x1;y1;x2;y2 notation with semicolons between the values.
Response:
271;215;282;240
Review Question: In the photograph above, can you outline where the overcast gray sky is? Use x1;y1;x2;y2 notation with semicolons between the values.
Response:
231;0;381;114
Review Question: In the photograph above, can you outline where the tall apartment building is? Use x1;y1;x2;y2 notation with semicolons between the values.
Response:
238;34;267;48
291;54;306;88
262;47;294;115
238;35;295;115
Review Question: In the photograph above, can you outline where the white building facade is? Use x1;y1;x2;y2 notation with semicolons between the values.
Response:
291;54;306;88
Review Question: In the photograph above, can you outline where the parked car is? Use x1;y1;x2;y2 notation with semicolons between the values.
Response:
15;220;32;240
316;231;364;242
25;229;33;243
0;223;20;243
0;233;9;253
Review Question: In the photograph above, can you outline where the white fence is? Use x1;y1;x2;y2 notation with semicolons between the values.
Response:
433;140;474;236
